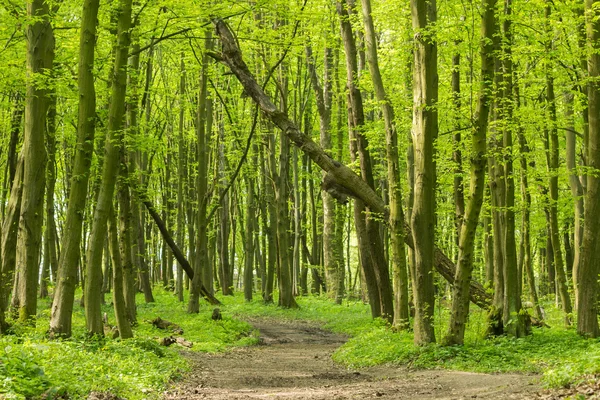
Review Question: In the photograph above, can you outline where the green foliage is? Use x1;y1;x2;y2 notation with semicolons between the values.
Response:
0;289;254;399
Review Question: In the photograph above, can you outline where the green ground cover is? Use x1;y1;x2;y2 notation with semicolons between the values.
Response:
1;290;598;399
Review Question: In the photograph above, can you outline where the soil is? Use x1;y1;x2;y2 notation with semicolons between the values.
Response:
163;318;541;400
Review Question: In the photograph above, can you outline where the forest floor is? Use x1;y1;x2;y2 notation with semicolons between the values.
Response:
163;318;543;400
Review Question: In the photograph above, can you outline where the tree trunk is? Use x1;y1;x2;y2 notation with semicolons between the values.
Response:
564;92;584;307
40;94;59;299
0;156;23;331
277;129;298;309
578;0;600;337
127;40;154;304
264;133;277;302
212;18;493;312
176;53;186;303
544;34;572;324
500;0;528;338
189;31;212;313
444;0;495;346
118;147;137;324
410;0;438;344
337;0;394;322
361;0;409;328
516;85;544;321
108;206;133;339
306;44;344;303
84;0;133;336
244;175;255;301
218;124;233;296
14;0;55;323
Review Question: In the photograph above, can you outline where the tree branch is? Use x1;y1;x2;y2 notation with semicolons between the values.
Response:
130;28;191;57
211;18;492;310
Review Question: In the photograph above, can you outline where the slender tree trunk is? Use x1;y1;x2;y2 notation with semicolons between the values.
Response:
127;40;153;304
500;0;528;337
444;0;495;345
218;124;232;296
410;0;438;344
85;0;133;335
189;32;212;313
338;0;394;322
361;0;409;328
2;92;23;217
564;92;584;308
176;53;187;303
14;0;55;322
118;147;137;324
108;206;133;339
306;44;344;303
40;94;59;299
0;156;23;331
515;84;544;321
244;174;255;301
578;0;600;337
264;133;277;302
277;126;298;309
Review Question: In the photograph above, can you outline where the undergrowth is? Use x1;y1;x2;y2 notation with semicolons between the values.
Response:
1;288;598;399
0;288;255;399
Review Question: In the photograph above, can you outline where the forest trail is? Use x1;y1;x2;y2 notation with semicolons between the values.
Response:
163;319;540;399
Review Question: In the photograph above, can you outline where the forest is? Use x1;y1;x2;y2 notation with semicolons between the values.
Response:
1;0;600;398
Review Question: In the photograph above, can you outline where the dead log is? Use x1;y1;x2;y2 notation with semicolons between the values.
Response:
211;308;222;320
149;316;184;334
158;336;176;347
210;19;492;310
157;336;193;348
176;337;193;348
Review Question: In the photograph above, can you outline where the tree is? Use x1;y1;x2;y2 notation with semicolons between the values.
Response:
577;0;600;337
410;0;438;345
360;0;410;328
444;0;495;346
50;0;101;338
84;0;133;335
14;0;54;322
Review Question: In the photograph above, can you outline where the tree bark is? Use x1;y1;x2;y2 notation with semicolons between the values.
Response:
564;92;584;307
444;0;495;346
578;0;600;337
410;0;438;344
0;156;23;331
84;0;133;335
15;0;54;322
337;0;394;322
361;0;409;328
108;206;133;339
544;34;572;324
40;93;59;299
306;44;344;303
189;31;213;313
500;0;528;338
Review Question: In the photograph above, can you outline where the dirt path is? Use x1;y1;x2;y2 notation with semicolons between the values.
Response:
164;319;540;399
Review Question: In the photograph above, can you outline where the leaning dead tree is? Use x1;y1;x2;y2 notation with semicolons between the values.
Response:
211;19;491;310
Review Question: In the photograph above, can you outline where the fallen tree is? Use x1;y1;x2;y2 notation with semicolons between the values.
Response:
142;199;221;305
210;19;492;310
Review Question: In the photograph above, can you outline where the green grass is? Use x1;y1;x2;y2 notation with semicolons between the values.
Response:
222;294;600;389
1;289;598;399
0;288;256;399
